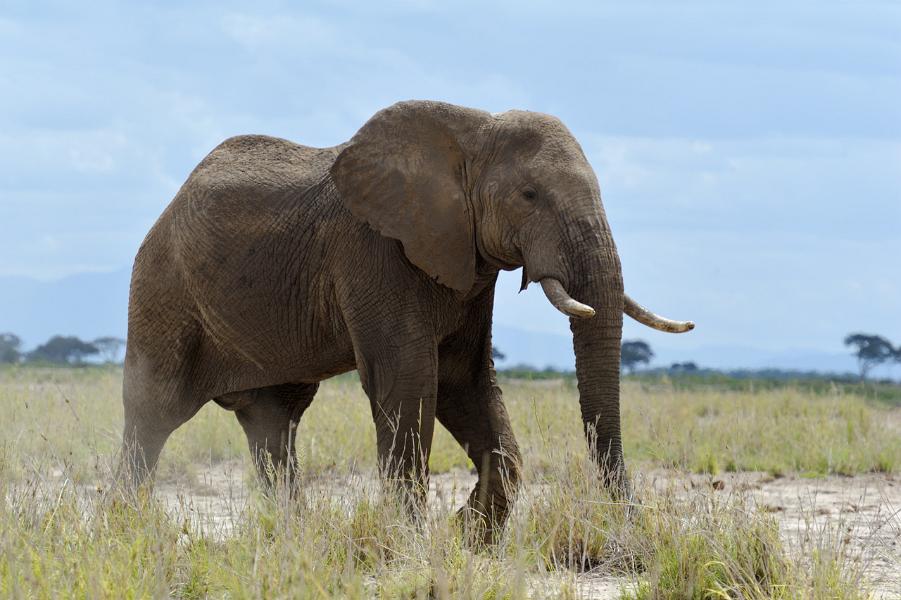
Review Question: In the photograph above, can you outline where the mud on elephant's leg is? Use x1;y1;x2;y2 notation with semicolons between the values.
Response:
356;341;439;513
220;383;318;491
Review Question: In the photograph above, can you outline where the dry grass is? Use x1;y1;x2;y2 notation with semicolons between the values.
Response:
1;366;898;598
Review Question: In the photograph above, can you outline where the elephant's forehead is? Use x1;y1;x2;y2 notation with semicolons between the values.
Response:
521;136;596;183
494;112;585;158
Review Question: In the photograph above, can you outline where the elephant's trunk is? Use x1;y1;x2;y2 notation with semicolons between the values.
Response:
539;241;629;496
533;208;694;497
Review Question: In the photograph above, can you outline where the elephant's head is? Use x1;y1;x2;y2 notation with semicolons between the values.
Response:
331;100;693;494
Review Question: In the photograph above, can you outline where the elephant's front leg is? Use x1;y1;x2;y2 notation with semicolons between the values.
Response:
436;330;522;543
437;360;522;542
355;334;439;508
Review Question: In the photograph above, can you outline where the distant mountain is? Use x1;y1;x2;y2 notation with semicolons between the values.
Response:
2;269;891;380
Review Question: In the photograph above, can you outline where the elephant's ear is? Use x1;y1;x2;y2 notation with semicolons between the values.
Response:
330;101;486;294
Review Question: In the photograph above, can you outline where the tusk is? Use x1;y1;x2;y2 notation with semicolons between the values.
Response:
539;279;695;331
540;278;596;319
624;294;695;333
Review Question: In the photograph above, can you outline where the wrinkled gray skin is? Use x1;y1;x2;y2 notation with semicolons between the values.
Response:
121;101;692;534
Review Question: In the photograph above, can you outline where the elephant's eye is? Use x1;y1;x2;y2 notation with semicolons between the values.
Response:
522;187;538;201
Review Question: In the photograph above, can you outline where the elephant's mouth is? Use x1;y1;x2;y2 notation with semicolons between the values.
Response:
475;238;522;274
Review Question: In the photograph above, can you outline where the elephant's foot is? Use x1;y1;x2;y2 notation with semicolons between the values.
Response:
456;477;517;547
457;501;508;548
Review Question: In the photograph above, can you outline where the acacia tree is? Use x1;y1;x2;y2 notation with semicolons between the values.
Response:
844;333;895;380
93;336;126;364
621;339;654;374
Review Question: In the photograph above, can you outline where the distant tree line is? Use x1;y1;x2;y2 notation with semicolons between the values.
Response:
494;339;662;375
494;332;901;382
0;333;125;365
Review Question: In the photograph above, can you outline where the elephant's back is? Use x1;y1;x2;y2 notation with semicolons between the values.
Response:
168;134;345;262
188;135;344;195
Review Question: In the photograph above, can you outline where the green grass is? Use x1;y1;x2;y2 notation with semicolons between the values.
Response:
1;366;897;598
504;378;901;478
627;373;901;408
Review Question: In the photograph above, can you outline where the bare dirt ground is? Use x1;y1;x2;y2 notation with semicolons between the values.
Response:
151;465;901;599
641;470;901;599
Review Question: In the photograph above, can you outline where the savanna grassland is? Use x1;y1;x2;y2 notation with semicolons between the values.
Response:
1;367;900;598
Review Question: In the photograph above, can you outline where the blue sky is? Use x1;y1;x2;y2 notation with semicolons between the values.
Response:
1;1;899;366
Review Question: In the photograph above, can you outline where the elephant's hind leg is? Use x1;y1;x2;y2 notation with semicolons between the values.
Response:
218;383;318;490
118;357;209;491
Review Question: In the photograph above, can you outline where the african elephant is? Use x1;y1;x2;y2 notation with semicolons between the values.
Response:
120;100;693;529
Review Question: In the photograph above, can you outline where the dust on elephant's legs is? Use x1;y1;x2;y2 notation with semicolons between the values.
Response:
224;383;319;491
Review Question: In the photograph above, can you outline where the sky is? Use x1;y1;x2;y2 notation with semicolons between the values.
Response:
1;1;899;367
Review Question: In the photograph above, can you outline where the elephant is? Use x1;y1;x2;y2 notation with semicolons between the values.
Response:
119;100;693;531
